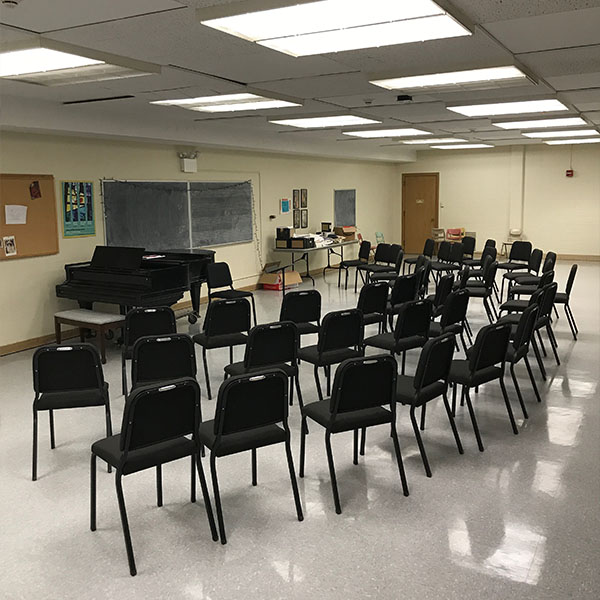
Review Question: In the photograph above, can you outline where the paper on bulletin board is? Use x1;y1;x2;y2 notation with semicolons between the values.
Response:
5;205;28;225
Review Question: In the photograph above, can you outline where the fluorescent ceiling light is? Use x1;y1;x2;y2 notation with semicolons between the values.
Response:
270;115;380;128
343;128;430;138
523;129;599;139
448;99;568;117
402;138;467;144
544;138;600;145
202;0;470;57
431;144;493;149
493;117;586;130
0;47;103;77
151;93;300;112
370;66;526;90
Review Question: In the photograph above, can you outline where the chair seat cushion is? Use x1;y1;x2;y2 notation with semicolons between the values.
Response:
500;299;528;312
512;275;540;285
395;335;428;352
297;346;362;366
504;270;534;282
340;259;364;267
448;360;502;386
295;322;320;336
360;264;392;273
36;382;109;410
465;280;485;288
429;322;462;337
224;361;296;377
92;434;195;475
370;272;395;281
510;285;537;296
210;289;253;300
403;256;418;265
497;313;521;326
193;331;247;349
303;400;392;433
396;375;446;406
363;313;384;326
554;292;568;304
462;258;481;267
364;333;395;351
198;421;286;456
497;262;528;271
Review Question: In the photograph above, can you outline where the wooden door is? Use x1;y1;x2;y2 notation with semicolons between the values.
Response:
402;173;439;253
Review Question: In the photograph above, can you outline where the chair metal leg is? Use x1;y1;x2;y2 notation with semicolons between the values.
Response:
115;472;137;576
105;403;113;474
250;295;258;327
284;435;304;522
420;404;426;431
345;267;349;291
337;264;342;288
390;422;410;496
565;303;578;336
32;410;38;481
460;332;469;355
313;365;323;401
524;355;542;403
90;453;97;531
442;392;463;454
354;267;359;293
510;363;529;419
401;351;406;375
196;450;218;541
251;448;257;486
202;348;212;400
537;329;547;357
190;454;196;503
499;377;518;435
209;453;227;544
553;305;560;320
289;377;294;407
229;346;234;365
410;405;431;477
547;325;560;365
353;429;359;465
299;417;308;478
326;366;331;396
464;388;484;452
360;427;366;456
325;432;342;514
49;410;56;449
156;464;163;507
531;336;547;380
451;383;457;416
121;353;127;396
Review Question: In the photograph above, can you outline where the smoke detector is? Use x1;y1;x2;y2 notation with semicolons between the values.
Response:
2;0;24;7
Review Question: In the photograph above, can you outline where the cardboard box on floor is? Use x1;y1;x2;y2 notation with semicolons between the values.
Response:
258;262;302;291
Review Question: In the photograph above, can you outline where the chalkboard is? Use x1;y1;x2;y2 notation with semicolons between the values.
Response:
190;181;253;247
334;189;356;227
103;181;189;250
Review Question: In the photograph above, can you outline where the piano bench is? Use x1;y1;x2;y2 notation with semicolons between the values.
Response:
54;309;126;364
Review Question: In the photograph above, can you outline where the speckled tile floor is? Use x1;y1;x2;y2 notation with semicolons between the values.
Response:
1;261;599;599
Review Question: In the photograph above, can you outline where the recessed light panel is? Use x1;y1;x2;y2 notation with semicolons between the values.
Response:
0;47;103;77
343;128;430;139
151;93;301;113
448;99;568;117
202;0;470;57
431;144;493;149
270;115;380;128
402;138;467;144
544;138;600;145
493;117;586;130
523;129;599;139
370;66;526;91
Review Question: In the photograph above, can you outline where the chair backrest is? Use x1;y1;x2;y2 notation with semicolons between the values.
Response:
423;238;435;257
440;289;470;329
415;253;428;271
565;264;578;297
329;355;397;415
243;321;298;369
357;240;372;261
479;254;493;276
131;334;196;388
462;236;476;258
394;299;432;340
416;259;432;296
484;261;498;290
120;377;200;453
457;266;471;289
318;309;363;353
542;251;557;273
213;370;288;436
512;304;539;354
468;322;511;372
33;343;104;394
508;240;532;262
485;239;496;248
413;333;455;391
437;241;451;262
433;274;454;307
375;231;385;244
481;245;497;263
448;242;464;264
358;282;389;316
204;298;251;336
392;248;405;273
280;289;321;325
528;248;543;274
373;242;390;264
389;244;403;265
207;262;234;290
124;307;176;350
538;283;558;321
390;273;418;306
528;288;544;307
537;269;554;288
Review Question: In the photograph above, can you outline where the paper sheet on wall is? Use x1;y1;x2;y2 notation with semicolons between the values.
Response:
5;204;28;225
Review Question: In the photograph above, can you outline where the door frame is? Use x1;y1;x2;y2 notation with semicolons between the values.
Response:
402;172;440;248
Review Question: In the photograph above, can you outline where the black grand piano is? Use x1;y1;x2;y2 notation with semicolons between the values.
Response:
56;246;215;323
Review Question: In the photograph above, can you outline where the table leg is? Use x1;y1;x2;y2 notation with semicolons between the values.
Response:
305;252;315;285
79;328;86;342
99;326;107;364
55;318;62;344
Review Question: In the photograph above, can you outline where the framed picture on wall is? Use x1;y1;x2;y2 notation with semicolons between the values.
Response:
293;209;301;229
301;209;308;229
300;188;308;208
293;189;300;209
61;181;95;237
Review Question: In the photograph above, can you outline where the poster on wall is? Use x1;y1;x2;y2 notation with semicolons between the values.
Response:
61;181;95;237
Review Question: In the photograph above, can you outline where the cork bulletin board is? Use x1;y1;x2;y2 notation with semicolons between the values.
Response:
0;174;59;260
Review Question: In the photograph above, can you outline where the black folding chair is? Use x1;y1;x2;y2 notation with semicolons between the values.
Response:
297;309;364;400
462;236;476;260
279;289;321;337
426;273;454;318
387;273;418;328
370;248;404;284
429;241;452;280
193;298;251;400
299;355;409;514
90;378;218;576
511;251;557;288
432;242;464;283
131;334;196;390
396;333;463;477
357;243;392;282
503;248;543;298
357;281;389;334
463;243;497;268
554;264;579;339
448;322;516;452
32;343;112;481
465;260;498;323
198;370;303;544
122;307;176;395
428;288;470;354
338;240;371;291
500;270;554;313
207;262;257;326
497;241;532;299
508;266;555;300
404;238;434;273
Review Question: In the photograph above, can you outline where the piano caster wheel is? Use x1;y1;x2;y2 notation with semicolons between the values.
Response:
105;330;115;341
188;313;198;325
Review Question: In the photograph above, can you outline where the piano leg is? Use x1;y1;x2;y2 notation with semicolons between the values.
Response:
188;281;202;324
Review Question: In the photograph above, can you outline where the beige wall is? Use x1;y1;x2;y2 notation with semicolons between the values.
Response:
0;131;399;348
399;144;600;255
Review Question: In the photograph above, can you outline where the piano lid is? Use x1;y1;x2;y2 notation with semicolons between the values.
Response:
91;246;145;270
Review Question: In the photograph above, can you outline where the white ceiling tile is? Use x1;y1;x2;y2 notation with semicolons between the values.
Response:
518;46;600;78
